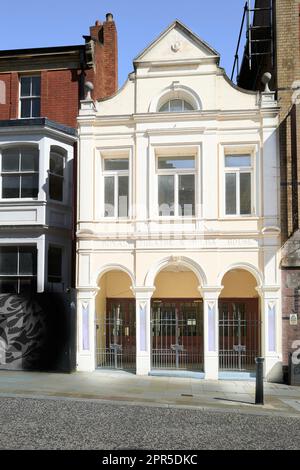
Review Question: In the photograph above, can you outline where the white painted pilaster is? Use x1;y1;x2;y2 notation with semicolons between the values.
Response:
77;288;99;371
199;286;223;380
257;286;282;382
132;286;155;375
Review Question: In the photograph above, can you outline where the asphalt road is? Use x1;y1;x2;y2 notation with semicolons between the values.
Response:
0;396;300;450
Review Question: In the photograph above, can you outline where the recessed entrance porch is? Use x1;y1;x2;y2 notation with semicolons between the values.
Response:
219;269;261;376
95;270;136;371
150;267;204;373
151;299;204;371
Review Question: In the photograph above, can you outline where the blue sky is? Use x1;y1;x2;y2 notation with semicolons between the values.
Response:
0;0;247;86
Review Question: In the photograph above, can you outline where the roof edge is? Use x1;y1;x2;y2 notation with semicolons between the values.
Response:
133;19;220;64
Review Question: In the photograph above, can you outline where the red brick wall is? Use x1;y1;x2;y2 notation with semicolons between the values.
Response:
87;17;118;101
0;16;118;127
0;72;19;120
0;70;80;127
40;69;81;128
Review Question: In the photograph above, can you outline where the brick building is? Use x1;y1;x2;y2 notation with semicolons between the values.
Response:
0;13;118;127
0;14;118;372
237;0;300;380
0;13;118;294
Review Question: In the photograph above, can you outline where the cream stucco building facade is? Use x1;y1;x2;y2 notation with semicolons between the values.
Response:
76;21;282;381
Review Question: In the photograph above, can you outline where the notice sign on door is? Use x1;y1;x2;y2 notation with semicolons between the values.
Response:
290;314;298;326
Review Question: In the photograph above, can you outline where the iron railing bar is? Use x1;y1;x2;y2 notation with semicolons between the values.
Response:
231;1;249;81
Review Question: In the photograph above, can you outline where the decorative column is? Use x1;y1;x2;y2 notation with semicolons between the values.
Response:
77;288;99;372
256;286;282;382
132;287;155;376
199;286;223;380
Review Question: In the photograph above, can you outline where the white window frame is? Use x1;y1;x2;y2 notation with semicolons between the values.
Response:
0;146;39;200
158;99;194;113
156;155;197;218
0;244;37;294
223;151;255;217
19;75;41;119
102;155;130;219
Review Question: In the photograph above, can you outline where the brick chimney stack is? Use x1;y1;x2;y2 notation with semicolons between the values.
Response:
87;13;118;100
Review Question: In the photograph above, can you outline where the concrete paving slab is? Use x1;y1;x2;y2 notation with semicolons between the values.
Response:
0;370;299;416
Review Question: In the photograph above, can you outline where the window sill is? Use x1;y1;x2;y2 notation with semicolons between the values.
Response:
48;199;68;206
18;116;42;120
152;216;197;221
101;217;132;222
0;198;39;203
219;215;259;221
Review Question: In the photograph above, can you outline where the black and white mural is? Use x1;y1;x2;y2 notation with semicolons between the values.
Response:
0;291;76;372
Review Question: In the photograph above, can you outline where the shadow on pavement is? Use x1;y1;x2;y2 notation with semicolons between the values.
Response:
214;397;254;405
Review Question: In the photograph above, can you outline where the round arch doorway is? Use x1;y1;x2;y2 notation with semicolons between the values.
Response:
151;299;203;371
96;270;136;371
219;269;261;372
150;266;204;372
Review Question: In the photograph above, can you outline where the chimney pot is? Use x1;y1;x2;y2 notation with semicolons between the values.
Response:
95;20;101;26
106;13;113;22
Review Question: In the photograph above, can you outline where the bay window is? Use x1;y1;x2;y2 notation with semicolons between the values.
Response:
225;154;252;216
103;158;129;218
0;245;37;293
49;150;64;201
157;156;195;216
1;147;39;199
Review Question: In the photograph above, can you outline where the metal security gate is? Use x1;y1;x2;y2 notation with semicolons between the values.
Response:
219;299;260;371
151;300;204;370
96;299;136;370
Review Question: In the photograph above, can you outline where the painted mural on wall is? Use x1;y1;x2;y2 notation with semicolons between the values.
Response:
0;295;46;370
0;291;76;372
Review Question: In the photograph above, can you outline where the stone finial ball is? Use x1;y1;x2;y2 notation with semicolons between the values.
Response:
261;72;272;85
85;81;94;92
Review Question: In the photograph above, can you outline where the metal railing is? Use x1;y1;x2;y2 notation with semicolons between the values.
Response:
231;0;273;83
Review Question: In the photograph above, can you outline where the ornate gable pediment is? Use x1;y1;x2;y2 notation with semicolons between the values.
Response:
134;20;220;66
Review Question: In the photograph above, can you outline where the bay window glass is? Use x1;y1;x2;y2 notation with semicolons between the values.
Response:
103;158;129;217
0;246;37;293
49;150;64;201
1;147;39;198
48;246;62;284
225;154;252;216
157;156;195;217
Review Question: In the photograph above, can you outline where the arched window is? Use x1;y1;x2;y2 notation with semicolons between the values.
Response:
1;146;39;199
159;99;194;113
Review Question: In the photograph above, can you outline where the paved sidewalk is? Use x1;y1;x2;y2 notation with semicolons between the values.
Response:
0;370;300;415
